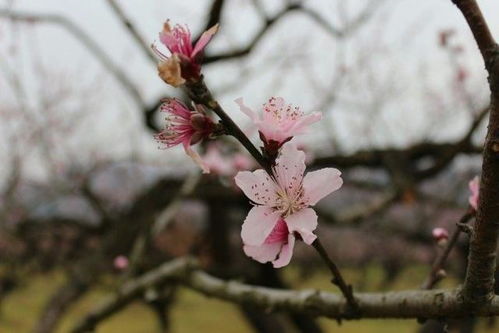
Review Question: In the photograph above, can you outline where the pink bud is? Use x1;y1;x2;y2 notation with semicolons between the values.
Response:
113;255;129;270
432;228;449;242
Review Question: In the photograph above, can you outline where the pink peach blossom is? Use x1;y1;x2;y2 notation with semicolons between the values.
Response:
235;141;342;268
468;176;479;210
235;97;322;146
203;144;236;176
155;99;214;173
153;21;218;86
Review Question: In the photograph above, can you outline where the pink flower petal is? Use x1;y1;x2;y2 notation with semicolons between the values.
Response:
243;242;282;264
183;140;210;174
235;97;258;122
274;141;306;196
264;218;289;244
302;168;342;206
285;208;318;245
192;24;219;58
468;176;479;210
241;206;281;246
287;112;322;135
272;234;296;268
234;170;278;206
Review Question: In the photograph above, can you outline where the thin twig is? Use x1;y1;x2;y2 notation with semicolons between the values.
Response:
106;0;157;63
0;9;146;110
312;238;359;314
421;211;474;290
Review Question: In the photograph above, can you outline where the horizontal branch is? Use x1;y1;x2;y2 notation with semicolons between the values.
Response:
72;257;499;332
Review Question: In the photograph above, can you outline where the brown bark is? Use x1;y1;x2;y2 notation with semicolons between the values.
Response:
451;0;499;306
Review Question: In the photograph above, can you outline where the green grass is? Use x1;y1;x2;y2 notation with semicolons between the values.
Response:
0;265;496;332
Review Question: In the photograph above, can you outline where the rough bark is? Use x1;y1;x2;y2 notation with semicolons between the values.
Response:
451;0;499;306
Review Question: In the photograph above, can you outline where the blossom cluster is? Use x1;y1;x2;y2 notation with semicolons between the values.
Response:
152;21;340;267
152;21;478;269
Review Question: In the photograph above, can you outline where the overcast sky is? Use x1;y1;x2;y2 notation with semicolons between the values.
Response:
1;0;498;181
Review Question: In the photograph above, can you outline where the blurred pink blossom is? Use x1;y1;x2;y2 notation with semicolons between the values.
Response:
235;141;342;268
468;176;479;210
113;255;129;270
203;145;235;176
155;99;214;173
203;146;255;176
233;153;254;171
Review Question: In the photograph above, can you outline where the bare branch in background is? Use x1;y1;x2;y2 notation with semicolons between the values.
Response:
0;9;147;109
106;0;156;63
71;256;499;332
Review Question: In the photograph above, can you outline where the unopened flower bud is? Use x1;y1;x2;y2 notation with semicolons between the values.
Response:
432;227;449;246
436;269;447;279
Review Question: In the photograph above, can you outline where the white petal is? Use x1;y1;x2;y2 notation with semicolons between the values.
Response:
303;168;342;205
273;141;306;196
243;243;282;264
235;98;258;122
285;208;318;245
235;170;279;206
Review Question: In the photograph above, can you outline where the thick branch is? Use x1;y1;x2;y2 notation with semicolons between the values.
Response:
451;0;499;305
451;0;497;63
72;257;499;331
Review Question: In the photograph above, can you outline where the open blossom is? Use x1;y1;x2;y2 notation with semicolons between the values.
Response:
235;141;342;268
235;97;322;149
153;21;218;86
468;176;479;210
155;99;214;173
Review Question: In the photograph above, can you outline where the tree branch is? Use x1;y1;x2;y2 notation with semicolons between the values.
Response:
0;9;146;111
106;0;156;63
71;256;499;332
451;0;497;63
451;0;499;306
421;211;474;290
312;239;359;314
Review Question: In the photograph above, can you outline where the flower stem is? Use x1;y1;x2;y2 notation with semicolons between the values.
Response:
312;238;359;315
185;77;272;175
421;211;474;290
